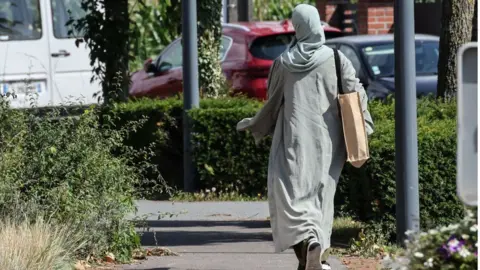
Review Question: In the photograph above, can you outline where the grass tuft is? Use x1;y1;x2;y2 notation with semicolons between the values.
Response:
0;217;85;270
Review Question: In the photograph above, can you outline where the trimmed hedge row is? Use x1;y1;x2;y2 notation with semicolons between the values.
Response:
112;97;463;237
111;98;263;195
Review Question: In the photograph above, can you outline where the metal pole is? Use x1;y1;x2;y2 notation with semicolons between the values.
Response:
222;0;228;23
394;0;420;245
182;0;200;192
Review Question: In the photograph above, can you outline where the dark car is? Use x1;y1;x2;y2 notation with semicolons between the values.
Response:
130;20;344;100
325;34;439;100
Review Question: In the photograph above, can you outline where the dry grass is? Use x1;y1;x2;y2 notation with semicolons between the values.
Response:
332;217;364;245
0;217;85;270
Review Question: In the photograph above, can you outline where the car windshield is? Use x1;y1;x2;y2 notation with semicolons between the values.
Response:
361;41;439;77
250;34;294;60
250;31;344;60
0;0;42;41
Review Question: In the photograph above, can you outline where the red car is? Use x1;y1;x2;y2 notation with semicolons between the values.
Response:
129;20;343;100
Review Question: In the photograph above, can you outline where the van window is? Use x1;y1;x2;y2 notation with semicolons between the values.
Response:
51;0;85;39
0;0;42;41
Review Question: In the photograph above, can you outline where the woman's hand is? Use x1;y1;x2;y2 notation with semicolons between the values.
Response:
236;118;252;132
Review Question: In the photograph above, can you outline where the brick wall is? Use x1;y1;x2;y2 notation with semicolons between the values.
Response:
317;0;395;35
361;1;394;34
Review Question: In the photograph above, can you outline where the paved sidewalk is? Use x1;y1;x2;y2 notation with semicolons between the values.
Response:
119;201;348;270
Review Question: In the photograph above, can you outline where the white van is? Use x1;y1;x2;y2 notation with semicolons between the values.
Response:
0;0;99;108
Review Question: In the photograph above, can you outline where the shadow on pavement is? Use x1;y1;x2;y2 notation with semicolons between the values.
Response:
135;220;270;229
139;229;273;246
136;220;351;249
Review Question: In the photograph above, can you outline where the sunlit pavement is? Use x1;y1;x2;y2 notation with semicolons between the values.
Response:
118;201;347;270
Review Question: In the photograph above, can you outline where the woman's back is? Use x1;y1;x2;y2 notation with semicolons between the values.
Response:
270;53;346;198
281;52;342;132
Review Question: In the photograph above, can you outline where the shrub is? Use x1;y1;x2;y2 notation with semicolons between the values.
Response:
113;97;462;240
384;210;478;270
0;96;152;262
0;216;84;270
190;107;271;194
338;110;461;239
111;97;262;192
342;99;460;236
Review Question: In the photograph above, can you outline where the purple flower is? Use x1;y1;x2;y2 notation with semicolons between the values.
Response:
437;245;451;259
447;235;458;242
447;236;465;253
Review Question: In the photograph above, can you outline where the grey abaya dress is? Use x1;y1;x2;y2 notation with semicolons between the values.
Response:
236;4;374;257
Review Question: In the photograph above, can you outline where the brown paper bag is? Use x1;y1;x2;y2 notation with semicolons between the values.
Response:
334;49;370;168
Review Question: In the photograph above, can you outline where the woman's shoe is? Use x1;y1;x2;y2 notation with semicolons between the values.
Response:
293;240;306;270
321;261;332;270
305;239;322;270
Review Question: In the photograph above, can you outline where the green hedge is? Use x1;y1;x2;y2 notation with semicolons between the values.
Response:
113;97;463;238
111;98;262;195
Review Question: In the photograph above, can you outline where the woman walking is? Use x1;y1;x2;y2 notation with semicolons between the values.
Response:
236;4;374;270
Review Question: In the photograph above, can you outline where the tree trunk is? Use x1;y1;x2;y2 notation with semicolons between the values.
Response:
437;0;475;98
472;0;478;42
197;0;224;97
103;0;129;104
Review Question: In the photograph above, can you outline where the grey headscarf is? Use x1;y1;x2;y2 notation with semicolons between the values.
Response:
280;4;333;73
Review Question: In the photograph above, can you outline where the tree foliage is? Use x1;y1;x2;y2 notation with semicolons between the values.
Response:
129;0;180;70
253;0;315;21
68;0;131;105
130;0;227;97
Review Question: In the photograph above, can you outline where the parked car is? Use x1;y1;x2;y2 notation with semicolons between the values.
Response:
129;20;344;100
325;34;439;100
0;0;98;108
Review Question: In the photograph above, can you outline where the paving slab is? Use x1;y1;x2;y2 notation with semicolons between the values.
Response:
120;253;346;270
122;201;348;270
